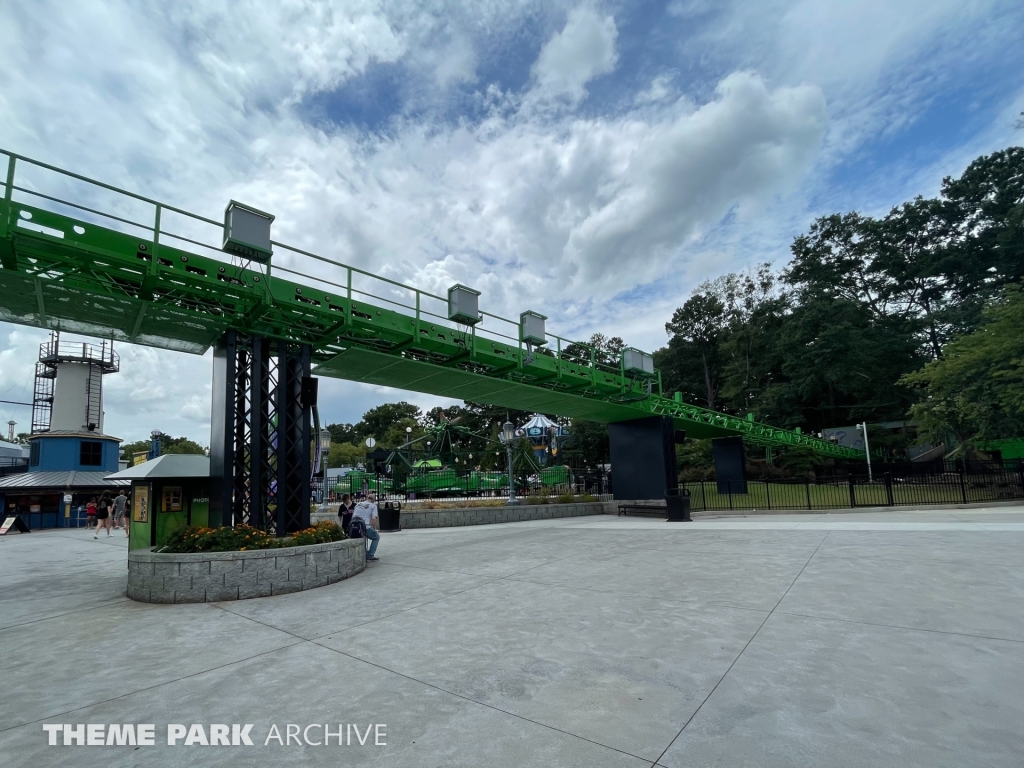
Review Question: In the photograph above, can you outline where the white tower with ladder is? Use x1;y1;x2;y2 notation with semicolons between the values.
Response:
32;331;119;434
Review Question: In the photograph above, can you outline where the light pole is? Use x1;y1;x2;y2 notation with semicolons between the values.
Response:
857;422;873;482
500;419;520;506
318;429;332;503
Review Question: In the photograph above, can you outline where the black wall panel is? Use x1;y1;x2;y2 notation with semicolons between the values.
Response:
712;436;747;494
608;416;679;500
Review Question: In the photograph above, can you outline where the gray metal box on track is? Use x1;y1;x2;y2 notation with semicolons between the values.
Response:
622;348;654;375
520;311;547;345
448;284;481;325
223;201;275;263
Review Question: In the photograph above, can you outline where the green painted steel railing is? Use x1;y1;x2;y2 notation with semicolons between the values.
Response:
0;148;864;459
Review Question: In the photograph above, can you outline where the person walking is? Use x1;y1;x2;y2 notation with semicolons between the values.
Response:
94;491;113;538
112;489;129;535
352;493;381;561
85;497;97;530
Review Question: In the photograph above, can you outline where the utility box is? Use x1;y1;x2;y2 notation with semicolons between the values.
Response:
223;201;275;263
448;284;481;325
622;348;655;376
520;311;547;345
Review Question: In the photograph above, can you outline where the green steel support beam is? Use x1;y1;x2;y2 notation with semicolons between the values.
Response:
0;148;865;461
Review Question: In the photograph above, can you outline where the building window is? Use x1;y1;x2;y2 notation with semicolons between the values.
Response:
80;441;103;467
30;441;40;467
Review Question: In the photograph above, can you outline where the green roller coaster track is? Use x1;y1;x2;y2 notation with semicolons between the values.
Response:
0;149;864;460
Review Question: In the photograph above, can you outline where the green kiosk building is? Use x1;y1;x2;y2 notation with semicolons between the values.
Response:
107;455;211;551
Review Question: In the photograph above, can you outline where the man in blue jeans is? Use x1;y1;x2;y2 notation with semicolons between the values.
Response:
352;493;381;561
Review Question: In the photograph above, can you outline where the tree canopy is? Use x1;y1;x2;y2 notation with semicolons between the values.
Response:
120;435;207;459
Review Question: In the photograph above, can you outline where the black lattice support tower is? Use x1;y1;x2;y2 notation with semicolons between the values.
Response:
211;330;311;535
276;342;311;535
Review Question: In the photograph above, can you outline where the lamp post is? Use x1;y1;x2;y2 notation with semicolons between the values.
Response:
500;419;520;506
318;429;332;503
857;422;873;482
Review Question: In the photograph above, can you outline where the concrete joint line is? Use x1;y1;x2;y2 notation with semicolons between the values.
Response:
0;639;307;735
311;640;665;766
649;532;831;767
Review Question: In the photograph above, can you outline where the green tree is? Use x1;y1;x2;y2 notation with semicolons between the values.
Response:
355;402;421;441
568;419;609;467
120;435;206;459
676;438;714;481
325;422;358;445
561;333;626;368
760;295;922;432
161;436;207;455
940;147;1024;296
664;291;726;410
327;442;365;468
903;284;1024;444
381;418;424;449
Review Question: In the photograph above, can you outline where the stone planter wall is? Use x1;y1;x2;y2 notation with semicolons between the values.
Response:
400;501;608;528
127;537;365;604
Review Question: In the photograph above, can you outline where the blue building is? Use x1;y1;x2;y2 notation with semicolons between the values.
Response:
0;334;126;529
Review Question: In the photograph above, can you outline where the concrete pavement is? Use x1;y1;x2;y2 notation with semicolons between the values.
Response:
1;508;1022;766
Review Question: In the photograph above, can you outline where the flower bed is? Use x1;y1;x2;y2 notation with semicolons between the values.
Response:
159;521;345;553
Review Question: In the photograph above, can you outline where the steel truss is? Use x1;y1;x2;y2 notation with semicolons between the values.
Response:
211;330;311;535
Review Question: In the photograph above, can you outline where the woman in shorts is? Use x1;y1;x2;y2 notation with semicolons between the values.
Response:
93;491;113;538
85;497;97;530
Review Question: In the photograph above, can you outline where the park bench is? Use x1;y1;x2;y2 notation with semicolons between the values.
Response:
617;504;667;517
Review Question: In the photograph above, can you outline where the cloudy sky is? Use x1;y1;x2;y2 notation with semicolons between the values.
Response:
1;0;1022;446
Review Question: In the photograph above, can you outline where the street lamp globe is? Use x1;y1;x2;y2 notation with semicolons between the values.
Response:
319;428;332;452
502;420;515;444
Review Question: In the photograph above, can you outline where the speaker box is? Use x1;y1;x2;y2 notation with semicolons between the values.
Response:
301;376;318;408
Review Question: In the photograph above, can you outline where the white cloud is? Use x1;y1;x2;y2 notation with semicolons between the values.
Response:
0;0;1018;444
529;5;618;105
635;74;678;105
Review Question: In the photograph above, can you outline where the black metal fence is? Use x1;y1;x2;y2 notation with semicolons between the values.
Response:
310;459;1024;511
687;460;1024;512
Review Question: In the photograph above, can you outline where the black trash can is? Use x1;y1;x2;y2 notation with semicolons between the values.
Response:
377;501;402;532
664;488;691;522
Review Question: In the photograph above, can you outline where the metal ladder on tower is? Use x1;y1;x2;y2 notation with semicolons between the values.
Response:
31;360;54;433
85;362;102;432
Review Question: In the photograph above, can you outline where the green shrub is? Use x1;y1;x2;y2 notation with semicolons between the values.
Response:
525;495;546;505
556;493;576;504
159;521;345;553
579;494;598;502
